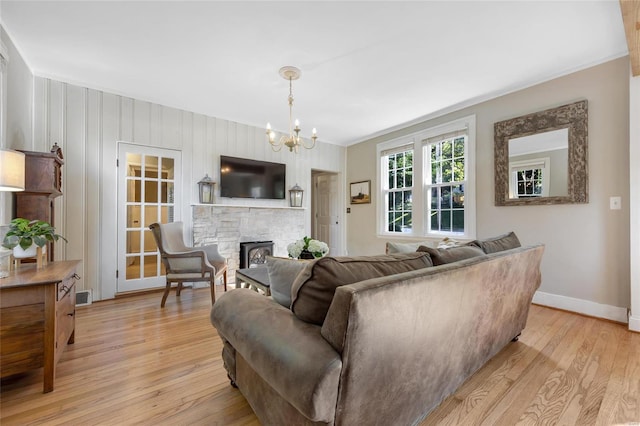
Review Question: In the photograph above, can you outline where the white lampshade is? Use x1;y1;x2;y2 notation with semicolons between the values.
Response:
0;149;25;191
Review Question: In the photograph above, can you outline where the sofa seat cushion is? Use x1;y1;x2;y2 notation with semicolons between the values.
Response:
266;256;310;308
468;231;521;254
210;289;342;422
291;252;432;325
417;245;485;266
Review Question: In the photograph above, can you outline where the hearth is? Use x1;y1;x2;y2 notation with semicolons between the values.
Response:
239;241;274;268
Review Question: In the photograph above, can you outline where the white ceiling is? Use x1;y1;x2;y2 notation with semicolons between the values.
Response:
0;1;630;146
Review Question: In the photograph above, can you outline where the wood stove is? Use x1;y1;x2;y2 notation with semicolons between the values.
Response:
239;241;274;268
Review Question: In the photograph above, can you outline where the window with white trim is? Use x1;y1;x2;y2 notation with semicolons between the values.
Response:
377;115;476;239
381;146;413;233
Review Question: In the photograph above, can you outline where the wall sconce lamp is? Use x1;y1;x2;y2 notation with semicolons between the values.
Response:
0;149;25;191
198;174;215;204
289;183;303;208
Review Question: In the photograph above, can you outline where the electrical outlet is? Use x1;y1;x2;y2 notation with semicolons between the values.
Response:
610;196;621;210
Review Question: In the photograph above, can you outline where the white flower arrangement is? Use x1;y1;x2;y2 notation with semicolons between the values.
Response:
287;236;329;259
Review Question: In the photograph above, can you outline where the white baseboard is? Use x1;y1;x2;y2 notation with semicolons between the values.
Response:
532;291;628;324
629;314;640;332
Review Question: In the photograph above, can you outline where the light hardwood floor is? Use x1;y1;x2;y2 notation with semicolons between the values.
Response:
1;287;638;425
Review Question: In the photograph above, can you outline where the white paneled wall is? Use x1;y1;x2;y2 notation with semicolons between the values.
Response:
33;77;346;300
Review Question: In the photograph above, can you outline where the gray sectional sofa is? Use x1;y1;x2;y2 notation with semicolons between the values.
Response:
211;238;544;425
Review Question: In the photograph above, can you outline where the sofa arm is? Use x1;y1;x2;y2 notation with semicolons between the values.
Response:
210;289;342;423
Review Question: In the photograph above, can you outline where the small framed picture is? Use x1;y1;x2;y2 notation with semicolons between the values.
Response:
350;180;371;204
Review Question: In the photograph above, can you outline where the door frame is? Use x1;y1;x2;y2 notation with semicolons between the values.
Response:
311;169;345;256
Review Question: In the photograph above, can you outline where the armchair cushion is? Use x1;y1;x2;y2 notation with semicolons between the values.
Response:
291;252;432;325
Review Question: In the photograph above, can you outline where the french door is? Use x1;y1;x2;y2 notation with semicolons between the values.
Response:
117;143;182;293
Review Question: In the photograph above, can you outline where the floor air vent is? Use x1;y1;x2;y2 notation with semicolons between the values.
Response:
76;290;92;306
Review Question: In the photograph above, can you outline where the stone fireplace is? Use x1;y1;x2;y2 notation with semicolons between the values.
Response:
192;205;305;285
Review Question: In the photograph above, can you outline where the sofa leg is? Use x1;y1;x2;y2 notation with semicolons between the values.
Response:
227;374;238;388
512;333;521;342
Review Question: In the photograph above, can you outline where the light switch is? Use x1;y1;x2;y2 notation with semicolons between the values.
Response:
610;196;622;210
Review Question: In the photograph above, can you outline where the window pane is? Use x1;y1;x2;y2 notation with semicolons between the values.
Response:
394;192;402;210
442;140;452;160
388;213;395;232
406;151;413;167
397;152;404;168
161;182;174;203
431;162;438;184
145;180;158;203
144;230;157;252
126;256;141;279
403;191;412;210
144;255;158;278
454;137;465;158
389;155;396;170
453;158;465;182
403;212;412;232
441;210;451;231
388;193;393;210
127;179;141;203
145;156;158;178
389;171;395;189
127;205;141;228
431;210;439;231
126;231;140;254
442;160;452;183
442;186;452;209
431;145;437;162
431;187;438;210
452;185;465;208
127;153;142;177
452;210;464;233
406;169;413;187
162;157;175;179
144;205;158;227
396;171;404;189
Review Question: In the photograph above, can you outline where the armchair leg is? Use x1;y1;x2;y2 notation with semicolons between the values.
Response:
176;283;183;296
161;281;172;308
223;269;228;292
210;278;216;304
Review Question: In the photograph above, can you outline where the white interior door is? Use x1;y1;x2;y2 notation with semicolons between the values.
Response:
117;143;182;293
313;173;341;256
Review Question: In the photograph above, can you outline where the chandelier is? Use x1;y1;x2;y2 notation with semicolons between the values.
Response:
266;66;317;153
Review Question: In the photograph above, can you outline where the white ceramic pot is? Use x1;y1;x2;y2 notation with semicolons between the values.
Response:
13;243;38;259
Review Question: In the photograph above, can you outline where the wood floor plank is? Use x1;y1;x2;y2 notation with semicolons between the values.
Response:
2;290;638;426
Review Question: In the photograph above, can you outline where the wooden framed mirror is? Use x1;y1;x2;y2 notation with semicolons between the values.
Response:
494;100;588;206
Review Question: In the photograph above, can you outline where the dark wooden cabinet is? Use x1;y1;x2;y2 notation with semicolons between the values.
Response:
14;144;64;261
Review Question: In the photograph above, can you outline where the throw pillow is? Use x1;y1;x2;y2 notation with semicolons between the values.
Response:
467;231;521;254
266;256;309;308
417;245;485;266
385;241;433;254
291;252;433;325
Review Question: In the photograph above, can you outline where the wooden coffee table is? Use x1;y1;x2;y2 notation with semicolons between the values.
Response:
235;266;271;296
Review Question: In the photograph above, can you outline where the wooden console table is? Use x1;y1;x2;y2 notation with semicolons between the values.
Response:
0;260;80;393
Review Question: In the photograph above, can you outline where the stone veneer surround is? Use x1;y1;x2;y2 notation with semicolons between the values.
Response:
192;205;305;285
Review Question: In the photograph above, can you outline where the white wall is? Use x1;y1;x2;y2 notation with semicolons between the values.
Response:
347;57;631;322
29;78;345;300
630;72;640;332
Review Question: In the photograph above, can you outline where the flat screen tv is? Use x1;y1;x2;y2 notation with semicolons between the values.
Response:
220;156;286;200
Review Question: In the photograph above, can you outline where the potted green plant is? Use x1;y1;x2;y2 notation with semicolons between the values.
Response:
2;218;67;258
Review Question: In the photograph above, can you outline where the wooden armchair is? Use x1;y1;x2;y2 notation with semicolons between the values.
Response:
149;222;228;307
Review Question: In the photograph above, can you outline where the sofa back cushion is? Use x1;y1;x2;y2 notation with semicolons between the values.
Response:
266;256;310;308
468;231;521;254
417;245;485;266
291;252;433;325
385;241;433;254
